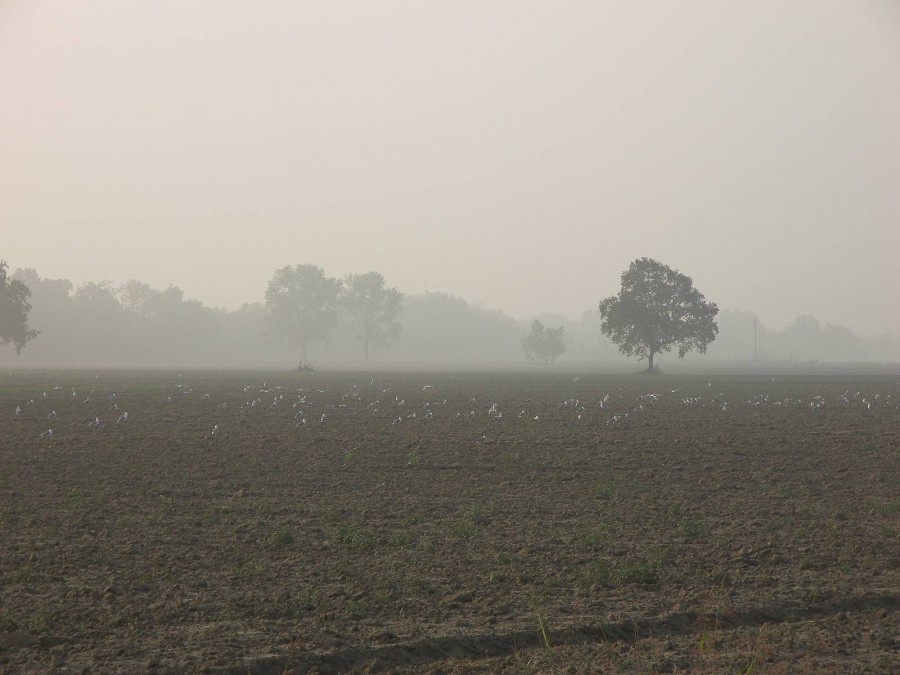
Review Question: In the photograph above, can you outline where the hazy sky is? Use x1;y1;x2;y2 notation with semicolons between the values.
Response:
2;1;898;335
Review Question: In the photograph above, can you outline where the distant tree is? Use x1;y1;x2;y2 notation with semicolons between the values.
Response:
9;269;75;361
395;292;522;363
265;265;341;363
776;314;862;362
73;280;123;316
340;272;403;361
119;281;224;362
0;260;39;354
598;258;718;371
120;280;157;317
522;319;566;363
780;314;821;361
11;267;41;290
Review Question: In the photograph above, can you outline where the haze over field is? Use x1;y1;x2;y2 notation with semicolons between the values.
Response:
1;1;898;336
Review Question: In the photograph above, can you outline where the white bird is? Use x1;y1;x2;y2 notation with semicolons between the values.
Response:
88;417;100;427
47;411;57;418
210;424;220;435
117;412;128;423
15;406;21;416
41;428;53;438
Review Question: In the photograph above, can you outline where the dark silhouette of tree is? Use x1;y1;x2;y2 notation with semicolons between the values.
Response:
265;265;341;363
599;258;718;371
341;272;403;362
0;261;38;353
522;319;566;363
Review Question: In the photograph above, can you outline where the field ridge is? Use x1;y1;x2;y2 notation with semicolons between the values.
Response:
214;592;900;674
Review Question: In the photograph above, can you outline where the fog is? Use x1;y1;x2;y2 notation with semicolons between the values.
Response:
2;267;899;369
2;1;899;360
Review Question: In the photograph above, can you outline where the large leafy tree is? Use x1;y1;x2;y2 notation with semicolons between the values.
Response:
522;319;566;363
0;260;39;354
599;258;718;371
265;265;341;362
341;272;403;362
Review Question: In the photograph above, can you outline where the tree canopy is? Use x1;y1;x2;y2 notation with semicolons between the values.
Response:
341;272;403;361
265;265;341;362
0;261;38;354
522;319;566;363
598;258;718;371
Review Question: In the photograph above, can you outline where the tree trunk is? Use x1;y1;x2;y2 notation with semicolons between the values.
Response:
301;342;308;363
648;351;655;372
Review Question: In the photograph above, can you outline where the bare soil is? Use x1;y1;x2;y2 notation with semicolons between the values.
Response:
1;370;898;673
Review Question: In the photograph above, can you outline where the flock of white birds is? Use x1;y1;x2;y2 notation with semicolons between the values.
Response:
9;375;895;446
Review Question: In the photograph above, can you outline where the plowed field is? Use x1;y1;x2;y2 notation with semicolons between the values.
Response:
1;370;898;673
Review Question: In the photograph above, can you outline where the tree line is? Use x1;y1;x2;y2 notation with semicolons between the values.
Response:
0;262;523;367
1;258;898;367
